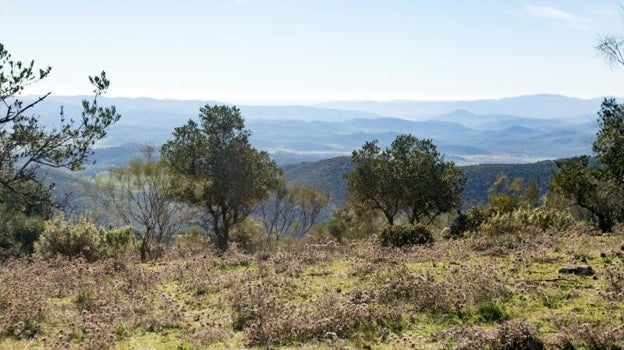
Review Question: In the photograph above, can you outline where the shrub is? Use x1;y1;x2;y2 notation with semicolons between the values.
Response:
474;302;509;323
451;205;573;241
513;206;574;232
448;206;495;238
328;204;384;242
380;224;433;247
478;212;525;237
603;260;624;299
230;218;261;254
494;319;545;350
35;218;133;262
175;226;211;256
100;226;135;259
378;264;510;315
0;209;45;258
452;319;544;350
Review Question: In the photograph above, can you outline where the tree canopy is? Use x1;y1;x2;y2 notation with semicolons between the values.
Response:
593;98;624;186
346;134;465;226
0;43;120;216
161;105;282;251
551;99;624;232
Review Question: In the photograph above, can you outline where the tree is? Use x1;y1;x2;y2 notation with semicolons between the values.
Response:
347;139;401;225
258;183;330;246
161;105;282;252
597;33;624;67
551;156;622;233
551;99;624;233
0;42;120;216
487;173;540;214
346;134;465;227
593;98;624;186
97;146;188;260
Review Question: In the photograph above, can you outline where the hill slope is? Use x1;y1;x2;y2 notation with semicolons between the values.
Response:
283;156;558;207
24;95;599;164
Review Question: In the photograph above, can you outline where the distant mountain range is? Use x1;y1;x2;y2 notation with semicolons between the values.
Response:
25;93;610;165
317;94;608;120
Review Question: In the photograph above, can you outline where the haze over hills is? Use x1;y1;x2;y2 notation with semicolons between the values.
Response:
25;94;608;165
317;94;609;121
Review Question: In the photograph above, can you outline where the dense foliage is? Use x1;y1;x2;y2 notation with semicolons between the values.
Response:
594;98;624;187
552;99;624;232
283;156;556;209
347;135;465;226
0;206;45;259
379;223;433;247
0;43;120;258
35;218;133;262
161;105;282;251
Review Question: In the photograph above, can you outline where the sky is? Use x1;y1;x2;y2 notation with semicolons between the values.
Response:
2;0;624;104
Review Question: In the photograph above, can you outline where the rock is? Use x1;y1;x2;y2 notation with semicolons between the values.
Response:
324;331;338;341
558;266;595;276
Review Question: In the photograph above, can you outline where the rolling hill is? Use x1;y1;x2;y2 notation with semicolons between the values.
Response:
22;94;603;164
282;156;558;208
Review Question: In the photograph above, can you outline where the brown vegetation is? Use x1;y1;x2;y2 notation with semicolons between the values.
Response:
1;224;624;349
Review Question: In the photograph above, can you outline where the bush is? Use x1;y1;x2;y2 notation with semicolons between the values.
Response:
0;211;45;259
230;218;261;254
495;319;544;350
474;302;509;323
478;212;525;237
450;205;573;241
380;224;433;247
35;218;133;262
514;206;574;232
175;226;211;256
448;206;495;238
100;226;135;259
328;204;384;242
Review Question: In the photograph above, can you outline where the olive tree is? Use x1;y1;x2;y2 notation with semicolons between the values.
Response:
161;105;281;252
551;99;624;232
347;134;465;226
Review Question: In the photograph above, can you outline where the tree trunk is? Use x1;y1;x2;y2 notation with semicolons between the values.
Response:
215;228;229;252
140;238;149;261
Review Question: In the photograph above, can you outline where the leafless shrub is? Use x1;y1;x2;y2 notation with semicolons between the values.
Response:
377;262;510;315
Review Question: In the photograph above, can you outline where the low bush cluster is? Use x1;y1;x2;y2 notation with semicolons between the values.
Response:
230;282;400;347
377;263;511;316
451;206;575;240
35;218;134;262
379;224;433;247
0;210;45;259
448;206;494;238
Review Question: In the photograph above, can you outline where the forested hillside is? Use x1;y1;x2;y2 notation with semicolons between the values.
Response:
283;156;558;207
44;153;558;223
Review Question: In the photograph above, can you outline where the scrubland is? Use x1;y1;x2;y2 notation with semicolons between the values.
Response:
1;224;624;349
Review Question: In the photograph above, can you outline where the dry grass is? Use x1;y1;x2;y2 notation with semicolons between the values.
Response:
1;226;624;349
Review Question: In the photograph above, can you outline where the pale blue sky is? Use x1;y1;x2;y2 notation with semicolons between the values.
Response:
2;0;624;103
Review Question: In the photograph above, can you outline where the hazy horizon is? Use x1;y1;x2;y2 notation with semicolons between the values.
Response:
3;1;624;105
28;92;620;108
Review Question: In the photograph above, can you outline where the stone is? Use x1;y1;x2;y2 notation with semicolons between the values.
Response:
558;266;595;276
